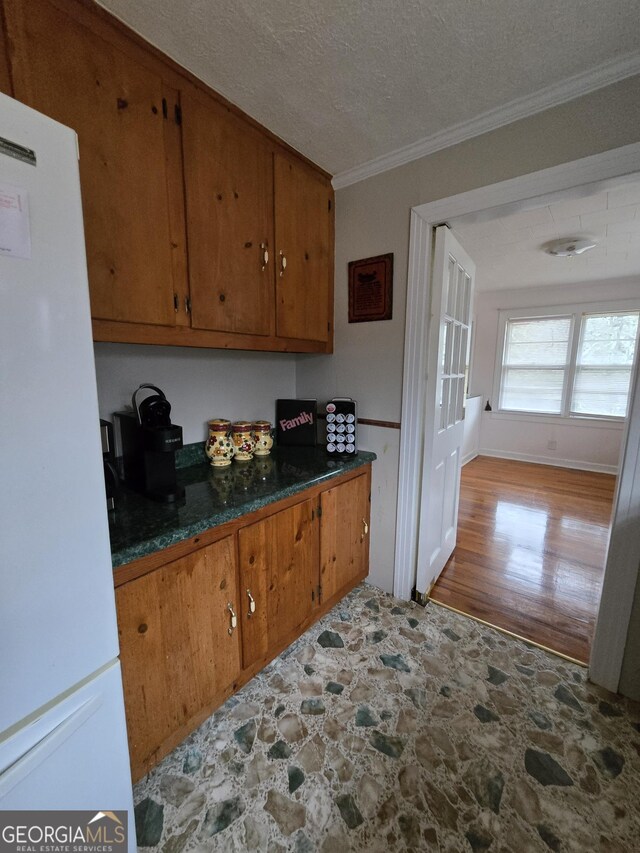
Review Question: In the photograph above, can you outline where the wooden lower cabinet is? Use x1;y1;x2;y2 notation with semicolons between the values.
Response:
239;497;319;670
115;535;241;781
114;465;371;781
320;471;371;603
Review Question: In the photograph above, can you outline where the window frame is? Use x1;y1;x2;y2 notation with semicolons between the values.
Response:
493;300;640;423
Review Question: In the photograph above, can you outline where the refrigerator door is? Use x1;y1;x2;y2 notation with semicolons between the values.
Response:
0;93;119;731
0;662;135;851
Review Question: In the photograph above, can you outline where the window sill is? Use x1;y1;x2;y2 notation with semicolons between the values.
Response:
487;411;625;429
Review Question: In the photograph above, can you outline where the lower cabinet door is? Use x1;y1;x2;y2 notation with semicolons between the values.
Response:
239;498;319;670
320;471;371;603
115;535;241;780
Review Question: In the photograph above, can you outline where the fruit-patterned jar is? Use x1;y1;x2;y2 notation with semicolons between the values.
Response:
231;421;256;461
251;420;273;457
205;419;234;467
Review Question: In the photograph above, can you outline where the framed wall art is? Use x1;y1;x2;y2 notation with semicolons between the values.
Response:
348;253;393;323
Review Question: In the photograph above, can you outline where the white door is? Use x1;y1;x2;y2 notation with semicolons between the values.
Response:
415;225;475;595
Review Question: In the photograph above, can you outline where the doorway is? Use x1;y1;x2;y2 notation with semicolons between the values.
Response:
430;177;640;662
394;141;640;691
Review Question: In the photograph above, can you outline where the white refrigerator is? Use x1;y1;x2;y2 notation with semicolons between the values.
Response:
0;93;134;846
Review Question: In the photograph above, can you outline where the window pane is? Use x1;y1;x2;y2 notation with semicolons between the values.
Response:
501;368;565;413
570;312;639;416
460;273;471;325
459;326;469;375
576;312;639;366
572;367;633;417
454;265;467;322
441;319;452;372
455;376;465;422
440;377;450;430
452;323;461;374
446;256;456;317
504;317;571;366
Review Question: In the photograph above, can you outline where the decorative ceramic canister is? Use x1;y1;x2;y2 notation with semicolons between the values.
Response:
205;419;234;467
251;420;273;457
232;421;256;461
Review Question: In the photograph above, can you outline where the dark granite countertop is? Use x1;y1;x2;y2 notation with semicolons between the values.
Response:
108;445;376;569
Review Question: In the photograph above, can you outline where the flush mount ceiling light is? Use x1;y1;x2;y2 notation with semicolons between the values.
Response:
545;237;597;257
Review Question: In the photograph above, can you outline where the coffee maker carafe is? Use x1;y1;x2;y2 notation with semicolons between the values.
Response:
114;384;185;503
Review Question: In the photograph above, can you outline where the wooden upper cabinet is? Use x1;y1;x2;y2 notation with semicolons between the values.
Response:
238;498;319;670
115;535;241;781
182;88;275;336
4;0;186;327
320;471;371;604
0;20;12;95
2;0;334;350
275;153;333;343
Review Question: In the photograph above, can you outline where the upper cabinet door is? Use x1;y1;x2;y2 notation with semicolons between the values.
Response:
274;153;332;343
4;0;183;327
182;88;275;336
0;25;12;95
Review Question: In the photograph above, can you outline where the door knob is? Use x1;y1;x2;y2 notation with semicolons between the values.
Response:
260;243;269;271
279;251;287;277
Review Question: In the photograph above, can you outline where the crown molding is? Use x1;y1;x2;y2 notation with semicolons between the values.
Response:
332;52;640;190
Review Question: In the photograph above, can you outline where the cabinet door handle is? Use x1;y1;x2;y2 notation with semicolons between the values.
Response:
279;251;287;277
361;518;369;541
246;589;256;616
227;602;237;634
260;243;269;271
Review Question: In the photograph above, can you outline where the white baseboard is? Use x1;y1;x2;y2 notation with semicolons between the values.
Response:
462;450;479;467
479;448;618;475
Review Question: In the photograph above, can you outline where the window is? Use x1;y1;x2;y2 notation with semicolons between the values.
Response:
497;308;639;419
572;313;639;417
501;316;572;414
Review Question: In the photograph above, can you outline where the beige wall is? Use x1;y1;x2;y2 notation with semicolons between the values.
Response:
95;343;296;445
296;74;640;595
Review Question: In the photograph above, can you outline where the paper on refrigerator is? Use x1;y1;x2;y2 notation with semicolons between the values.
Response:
0;182;32;259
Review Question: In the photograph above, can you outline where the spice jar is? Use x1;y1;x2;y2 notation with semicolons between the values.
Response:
232;421;256;461
205;419;234;467
251;420;273;457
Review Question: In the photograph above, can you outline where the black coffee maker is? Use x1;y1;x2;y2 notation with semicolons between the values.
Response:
114;384;185;503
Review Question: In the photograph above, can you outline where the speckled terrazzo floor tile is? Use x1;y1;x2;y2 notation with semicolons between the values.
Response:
133;585;640;852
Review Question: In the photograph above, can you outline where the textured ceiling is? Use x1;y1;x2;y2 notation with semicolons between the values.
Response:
451;176;640;292
96;0;640;177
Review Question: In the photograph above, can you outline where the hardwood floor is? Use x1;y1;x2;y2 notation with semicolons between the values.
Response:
429;456;616;663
